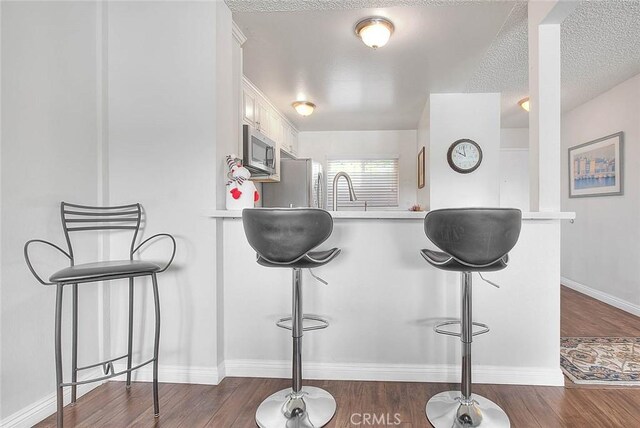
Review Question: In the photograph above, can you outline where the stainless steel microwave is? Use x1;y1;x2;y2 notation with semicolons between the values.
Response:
242;125;276;176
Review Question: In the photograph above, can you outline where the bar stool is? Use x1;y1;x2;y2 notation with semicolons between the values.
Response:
24;202;176;427
242;208;341;428
420;208;521;428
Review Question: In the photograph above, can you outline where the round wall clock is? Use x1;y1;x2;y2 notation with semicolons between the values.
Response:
447;139;483;174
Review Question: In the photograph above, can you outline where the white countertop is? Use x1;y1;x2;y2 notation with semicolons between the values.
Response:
209;209;576;220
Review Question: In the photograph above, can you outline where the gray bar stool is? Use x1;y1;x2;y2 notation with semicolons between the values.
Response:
420;208;521;428
24;202;176;427
242;208;341;428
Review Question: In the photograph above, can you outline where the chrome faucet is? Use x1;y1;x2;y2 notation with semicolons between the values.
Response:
332;171;357;211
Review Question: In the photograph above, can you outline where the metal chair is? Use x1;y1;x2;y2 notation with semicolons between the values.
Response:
242;208;341;428
420;208;521;428
24;202;176;427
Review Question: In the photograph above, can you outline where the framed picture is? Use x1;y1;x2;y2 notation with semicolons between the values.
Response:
569;132;623;198
417;147;425;189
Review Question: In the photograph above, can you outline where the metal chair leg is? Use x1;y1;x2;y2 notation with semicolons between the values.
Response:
55;284;64;428
426;272;510;428
71;283;78;405
255;268;336;428
126;277;134;389
292;268;303;394
151;273;160;417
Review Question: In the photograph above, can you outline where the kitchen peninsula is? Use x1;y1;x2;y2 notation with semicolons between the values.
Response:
211;209;573;386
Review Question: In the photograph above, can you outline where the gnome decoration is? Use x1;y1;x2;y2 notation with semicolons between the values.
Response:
226;155;259;210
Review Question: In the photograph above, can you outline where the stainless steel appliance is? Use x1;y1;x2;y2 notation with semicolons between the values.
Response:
262;158;326;208
243;124;276;175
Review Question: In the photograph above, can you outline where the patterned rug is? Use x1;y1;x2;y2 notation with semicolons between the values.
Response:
561;337;640;385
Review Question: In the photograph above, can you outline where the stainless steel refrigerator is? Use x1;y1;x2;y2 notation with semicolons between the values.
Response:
262;158;326;209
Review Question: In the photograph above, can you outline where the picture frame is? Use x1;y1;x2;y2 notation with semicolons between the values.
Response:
568;132;623;198
417;146;425;189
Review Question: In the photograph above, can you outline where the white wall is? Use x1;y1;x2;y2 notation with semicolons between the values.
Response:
416;100;430;210
106;1;224;381
1;1;101;420
501;128;529;149
222;218;563;386
429;93;501;209
297;130;418;209
561;73;640;310
500;128;530;211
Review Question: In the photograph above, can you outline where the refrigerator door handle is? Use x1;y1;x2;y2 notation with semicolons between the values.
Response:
317;171;324;209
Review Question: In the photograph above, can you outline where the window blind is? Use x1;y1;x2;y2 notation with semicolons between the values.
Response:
327;158;399;208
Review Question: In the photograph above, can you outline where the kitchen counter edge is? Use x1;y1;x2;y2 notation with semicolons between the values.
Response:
209;210;576;220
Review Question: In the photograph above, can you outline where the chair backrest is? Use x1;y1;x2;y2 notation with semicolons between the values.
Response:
61;202;142;261
424;208;522;266
242;208;333;263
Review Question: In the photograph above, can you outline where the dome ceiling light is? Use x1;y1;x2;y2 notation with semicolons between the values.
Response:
518;97;530;112
355;17;395;49
292;101;316;116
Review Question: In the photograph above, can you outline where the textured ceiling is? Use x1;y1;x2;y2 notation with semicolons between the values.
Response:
232;0;640;131
465;2;528;128
561;1;640;115
467;0;640;128
226;0;519;13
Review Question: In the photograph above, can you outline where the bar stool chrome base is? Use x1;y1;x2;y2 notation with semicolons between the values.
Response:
426;391;510;428
256;386;336;428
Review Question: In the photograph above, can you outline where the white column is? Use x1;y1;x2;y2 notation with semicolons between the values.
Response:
528;1;577;212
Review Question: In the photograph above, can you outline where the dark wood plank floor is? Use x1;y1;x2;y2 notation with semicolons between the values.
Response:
36;285;640;427
561;286;640;337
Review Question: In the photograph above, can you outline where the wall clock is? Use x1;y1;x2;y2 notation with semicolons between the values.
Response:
447;139;482;174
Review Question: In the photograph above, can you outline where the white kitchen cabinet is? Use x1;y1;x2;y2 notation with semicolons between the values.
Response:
282;123;292;154
255;99;270;137
243;90;255;125
269;111;281;143
290;128;298;155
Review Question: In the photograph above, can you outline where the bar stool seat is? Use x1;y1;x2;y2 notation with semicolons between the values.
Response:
50;260;162;284
421;250;508;272
257;248;341;268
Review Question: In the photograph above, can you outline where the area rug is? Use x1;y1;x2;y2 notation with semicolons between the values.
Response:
560;337;640;385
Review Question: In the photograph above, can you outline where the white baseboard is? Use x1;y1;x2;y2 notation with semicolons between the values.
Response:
562;277;640;317
223;359;565;387
0;369;101;428
109;363;222;385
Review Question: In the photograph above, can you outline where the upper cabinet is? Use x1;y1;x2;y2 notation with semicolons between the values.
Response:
242;90;255;125
240;76;299;181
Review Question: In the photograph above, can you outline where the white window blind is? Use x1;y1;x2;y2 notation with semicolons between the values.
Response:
327;158;399;208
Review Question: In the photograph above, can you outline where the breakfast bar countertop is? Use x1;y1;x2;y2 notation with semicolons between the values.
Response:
209;209;576;221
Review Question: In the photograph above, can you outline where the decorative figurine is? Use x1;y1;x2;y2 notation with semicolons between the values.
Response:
226;155;259;210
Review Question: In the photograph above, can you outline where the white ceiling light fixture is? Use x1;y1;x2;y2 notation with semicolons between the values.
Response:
292;101;316;116
518;97;530;112
355;17;395;49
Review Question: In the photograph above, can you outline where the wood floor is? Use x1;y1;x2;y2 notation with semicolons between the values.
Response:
36;286;640;427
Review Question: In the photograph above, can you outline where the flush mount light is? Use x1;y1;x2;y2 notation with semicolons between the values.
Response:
518;97;530;112
355;17;395;49
292;101;316;116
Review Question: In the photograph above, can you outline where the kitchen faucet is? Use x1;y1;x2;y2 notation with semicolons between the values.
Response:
332;171;357;211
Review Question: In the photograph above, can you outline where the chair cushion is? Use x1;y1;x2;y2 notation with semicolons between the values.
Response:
420;249;508;272
256;248;341;269
50;260;161;284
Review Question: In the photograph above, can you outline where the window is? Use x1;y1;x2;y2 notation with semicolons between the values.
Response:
327;157;399;208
